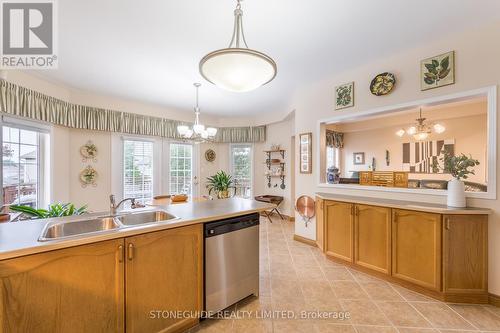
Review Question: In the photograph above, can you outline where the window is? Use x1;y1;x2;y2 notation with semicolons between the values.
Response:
123;140;153;203
230;144;252;198
326;146;339;171
2;124;49;208
169;143;193;195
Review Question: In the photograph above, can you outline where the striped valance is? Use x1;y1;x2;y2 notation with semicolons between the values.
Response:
0;79;266;143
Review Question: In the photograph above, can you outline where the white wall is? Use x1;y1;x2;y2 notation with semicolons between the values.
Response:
292;21;500;294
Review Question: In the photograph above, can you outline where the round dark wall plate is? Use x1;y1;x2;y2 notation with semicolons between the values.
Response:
370;72;396;96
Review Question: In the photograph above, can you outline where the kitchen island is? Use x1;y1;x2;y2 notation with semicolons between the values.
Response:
0;198;274;333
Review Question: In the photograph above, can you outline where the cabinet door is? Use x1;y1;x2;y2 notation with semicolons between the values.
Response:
443;214;488;294
325;201;353;262
316;197;325;251
354;204;391;274
392;209;441;291
125;224;203;333
0;239;125;333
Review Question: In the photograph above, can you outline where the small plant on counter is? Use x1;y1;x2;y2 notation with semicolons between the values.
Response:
433;151;480;180
206;170;235;199
10;203;88;220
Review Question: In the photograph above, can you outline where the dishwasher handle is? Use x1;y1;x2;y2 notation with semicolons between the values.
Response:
204;213;259;237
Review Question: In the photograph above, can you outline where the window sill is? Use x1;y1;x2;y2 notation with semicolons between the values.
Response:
317;183;495;200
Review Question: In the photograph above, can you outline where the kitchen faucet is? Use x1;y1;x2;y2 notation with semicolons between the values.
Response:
109;194;145;215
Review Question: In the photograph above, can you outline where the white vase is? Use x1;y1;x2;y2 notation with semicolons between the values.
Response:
447;179;466;208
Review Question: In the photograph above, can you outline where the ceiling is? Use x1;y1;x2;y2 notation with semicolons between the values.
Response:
33;0;500;117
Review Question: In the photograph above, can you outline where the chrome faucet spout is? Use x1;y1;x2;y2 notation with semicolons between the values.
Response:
109;194;145;215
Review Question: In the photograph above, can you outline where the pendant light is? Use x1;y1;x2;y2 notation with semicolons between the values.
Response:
177;83;217;143
199;0;277;92
395;108;446;141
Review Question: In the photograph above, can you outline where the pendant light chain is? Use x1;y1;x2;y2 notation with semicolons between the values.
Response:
228;0;248;49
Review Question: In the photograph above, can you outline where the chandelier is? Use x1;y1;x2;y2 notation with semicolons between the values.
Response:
177;83;217;143
199;0;277;93
395;109;445;141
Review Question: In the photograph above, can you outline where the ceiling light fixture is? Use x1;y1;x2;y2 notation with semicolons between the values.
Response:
199;0;277;93
395;108;445;141
177;83;217;143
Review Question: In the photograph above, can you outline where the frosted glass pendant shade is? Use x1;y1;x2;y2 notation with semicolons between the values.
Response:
200;49;277;93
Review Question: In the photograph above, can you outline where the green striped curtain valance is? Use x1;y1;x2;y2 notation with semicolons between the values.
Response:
0;79;266;143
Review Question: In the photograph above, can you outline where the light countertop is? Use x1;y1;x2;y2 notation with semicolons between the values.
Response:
316;192;491;215
0;198;275;261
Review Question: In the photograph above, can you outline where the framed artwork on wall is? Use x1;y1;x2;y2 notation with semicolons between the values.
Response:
353;152;365;165
299;132;312;174
334;82;354;110
421;51;455;91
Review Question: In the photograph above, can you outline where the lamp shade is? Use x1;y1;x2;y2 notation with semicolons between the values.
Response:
200;49;277;93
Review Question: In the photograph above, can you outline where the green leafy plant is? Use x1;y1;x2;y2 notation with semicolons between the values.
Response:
10;203;88;220
423;56;451;86
206;170;234;198
433;151;480;181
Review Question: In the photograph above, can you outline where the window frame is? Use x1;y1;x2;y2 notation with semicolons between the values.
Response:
229;143;254;198
167;142;195;196
0;116;51;208
122;137;155;204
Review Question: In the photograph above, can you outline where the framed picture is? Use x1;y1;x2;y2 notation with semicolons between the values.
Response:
299;132;312;174
335;82;354;110
353;152;365;165
421;51;455;91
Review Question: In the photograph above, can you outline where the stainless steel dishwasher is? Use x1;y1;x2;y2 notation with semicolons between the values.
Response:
204;213;259;313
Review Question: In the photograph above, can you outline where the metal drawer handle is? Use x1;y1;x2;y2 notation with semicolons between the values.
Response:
127;243;134;261
118;245;124;263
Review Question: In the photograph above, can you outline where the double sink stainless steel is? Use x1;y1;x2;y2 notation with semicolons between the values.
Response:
38;210;179;242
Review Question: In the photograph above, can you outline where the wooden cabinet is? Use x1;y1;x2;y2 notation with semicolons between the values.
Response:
320;198;489;303
125;224;203;333
325;201;353;262
354;204;391;274
392;209;441;291
442;214;488;298
0;239;125;333
316;197;325;251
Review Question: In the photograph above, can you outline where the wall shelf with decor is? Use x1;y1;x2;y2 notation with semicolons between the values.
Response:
264;150;286;189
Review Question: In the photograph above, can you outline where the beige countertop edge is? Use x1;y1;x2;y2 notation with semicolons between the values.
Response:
316;192;491;215
0;199;275;261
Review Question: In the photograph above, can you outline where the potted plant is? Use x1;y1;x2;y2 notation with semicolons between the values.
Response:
435;152;480;207
9;203;88;220
206;170;234;199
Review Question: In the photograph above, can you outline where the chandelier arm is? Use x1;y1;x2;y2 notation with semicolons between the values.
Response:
228;10;239;48
238;14;249;48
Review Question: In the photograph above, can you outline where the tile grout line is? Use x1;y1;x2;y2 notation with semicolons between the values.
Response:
346;269;401;333
387;283;439;331
442;303;482;332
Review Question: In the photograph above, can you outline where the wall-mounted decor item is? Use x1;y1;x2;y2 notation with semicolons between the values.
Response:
370;72;396;96
353;152;365;165
385;150;390;166
334;82;354;110
299;133;312;173
204;149;216;162
80;140;98;162
421;51;455;91
402;139;455;173
80;165;98;187
295;195;315;227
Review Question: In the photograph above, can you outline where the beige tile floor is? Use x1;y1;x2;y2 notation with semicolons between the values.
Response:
191;217;500;333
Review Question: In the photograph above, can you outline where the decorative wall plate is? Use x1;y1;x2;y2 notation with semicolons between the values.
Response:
80;141;98;162
205;149;216;162
80;165;98;187
370;72;396;96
